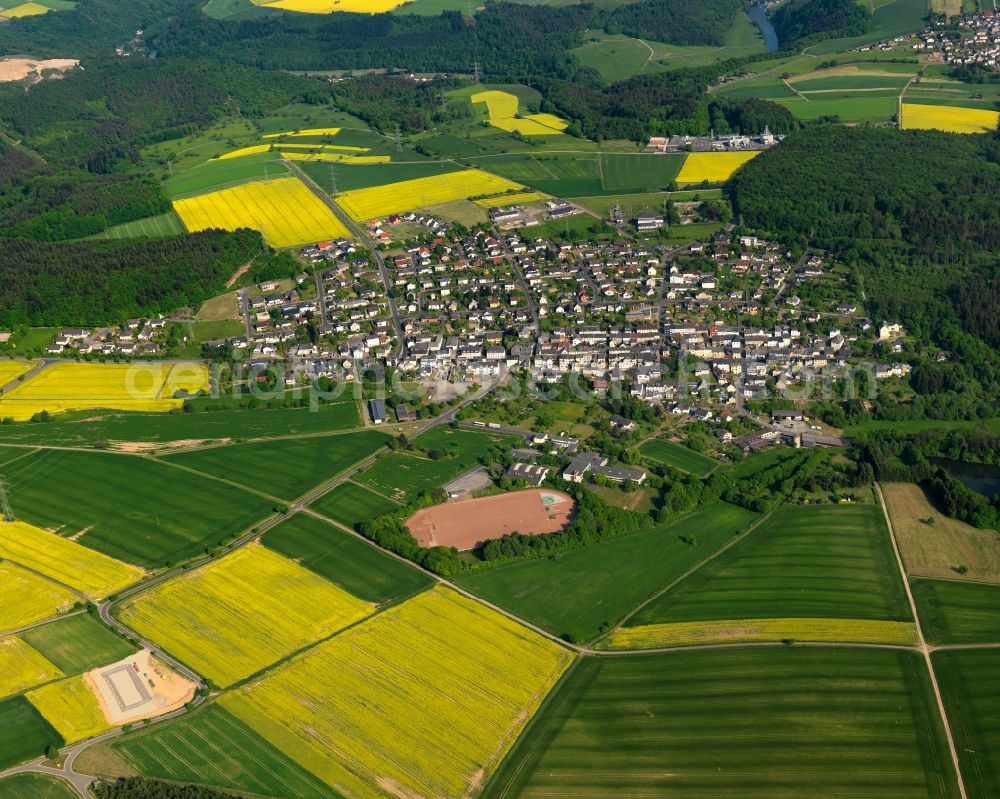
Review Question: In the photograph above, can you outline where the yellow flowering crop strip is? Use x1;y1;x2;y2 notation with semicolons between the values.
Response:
0;562;77;632
118;544;373;687
254;0;403;12
676;151;761;184
27;674;111;744
336;169;525;220
174;176;351;247
603;618;919;650
281;152;390;164
0;362;207;421
221;586;573;799
263;127;343;138
0;637;63;699
901;102;1000;134
0;2;51;17
0;360;35;386
0;521;144;600
472;90;569;136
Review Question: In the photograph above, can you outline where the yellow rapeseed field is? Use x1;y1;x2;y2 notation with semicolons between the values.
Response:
604;618;919;649
0;637;63;699
281;152;390;164
119;544;373;687
218;142;369;160
221;586;572;799
174;176;351;247
473;191;548;207
336;170;524;220
255;0;403;12
676;150;761;184
0;562;77;632
0;521;144;600
0;360;35;386
217;144;272;160
263;128;343;139
0;361;208;421
27;675;111;744
472;90;568;136
0;2;51;18
901;102;1000;134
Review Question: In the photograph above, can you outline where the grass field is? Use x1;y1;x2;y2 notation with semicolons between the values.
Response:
3;449;275;567
0;362;208;421
0;773;79;799
111;704;337;799
776;95;899;122
913;578;1000;645
0;696;62;771
89;212;185;241
936;649;1000;799
628;504;911;627
0;399;362;448
174;176;350;247
472;190;548;207
605;617;918;649
262;512;431;603
456;502;757;642
354;427;511;503
119;544;373;687
882;482;1000;583
335;169;524;220
486;648;958;798
300;159;463;193
308;480;398;528
26;675;110;745
0;521;144;600
638;438;717;476
0;637;62;700
901;102;1000;133
0;563;77;633
161;429;388;500
20;614;136;675
221;586;572;799
163;152;290;199
600;154;685;191
676;151;760;184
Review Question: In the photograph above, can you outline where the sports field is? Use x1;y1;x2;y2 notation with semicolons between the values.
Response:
638;438;717;476
308;480;399;529
457;502;757;642
901;102;1000;133
0;562;76;633
161;429;388;500
174;177;351;247
605;617;917;649
119;544;373;687
0;362;208;421
26;675;110;745
487;648;958;798
405;489;574;550
262;512;431;603
0;521;144;599
222;586;572;799
20;614;136;675
676;151;761;184
0;637;62;699
335;169;524;220
936;649;1000;799
627;504;911;628
0;696;62;771
3;449;275;567
111;704;338;799
0;773;78;799
882;482;1000;582
913;578;1000;645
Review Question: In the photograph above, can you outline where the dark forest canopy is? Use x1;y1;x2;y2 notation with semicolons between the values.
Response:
94;778;240;799
730;124;1000;356
0;230;264;327
770;0;871;46
601;0;744;46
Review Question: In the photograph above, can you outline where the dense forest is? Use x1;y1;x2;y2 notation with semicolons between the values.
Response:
330;74;469;134
601;0;744;47
0;230;263;327
770;0;871;46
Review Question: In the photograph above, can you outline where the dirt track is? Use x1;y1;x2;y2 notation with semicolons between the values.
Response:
405;489;574;550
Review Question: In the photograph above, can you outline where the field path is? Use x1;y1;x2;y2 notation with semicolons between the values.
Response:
875;481;968;799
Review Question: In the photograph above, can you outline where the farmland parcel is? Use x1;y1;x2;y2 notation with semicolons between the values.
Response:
0;637;62;699
221;586;572;799
174;177;351;247
26;674;111;744
0;362;208;421
676;151;760;184
901;103;1000;134
118;544;373;687
0;562;77;632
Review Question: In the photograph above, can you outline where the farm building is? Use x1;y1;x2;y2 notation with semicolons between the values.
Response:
368;399;386;424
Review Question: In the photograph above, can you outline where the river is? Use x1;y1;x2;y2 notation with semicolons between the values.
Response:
747;3;780;52
933;457;1000;498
